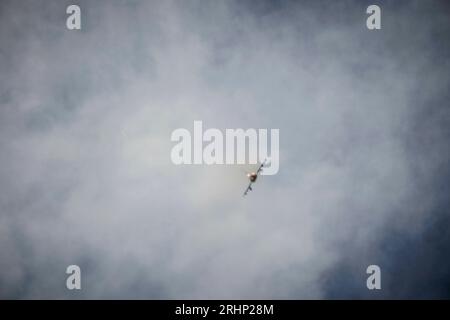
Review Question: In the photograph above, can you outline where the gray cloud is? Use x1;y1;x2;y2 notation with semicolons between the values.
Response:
0;0;449;299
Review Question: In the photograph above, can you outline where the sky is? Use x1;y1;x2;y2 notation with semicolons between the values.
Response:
0;0;449;299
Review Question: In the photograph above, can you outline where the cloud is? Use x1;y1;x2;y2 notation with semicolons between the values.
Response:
0;0;449;298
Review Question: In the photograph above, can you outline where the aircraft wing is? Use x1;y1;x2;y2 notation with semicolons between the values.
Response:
243;182;253;196
256;159;266;174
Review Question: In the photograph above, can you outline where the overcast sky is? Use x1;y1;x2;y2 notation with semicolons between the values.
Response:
0;0;449;299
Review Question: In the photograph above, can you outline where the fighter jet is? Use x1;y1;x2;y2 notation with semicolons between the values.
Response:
243;159;267;196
